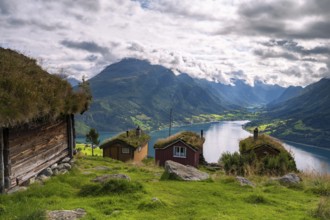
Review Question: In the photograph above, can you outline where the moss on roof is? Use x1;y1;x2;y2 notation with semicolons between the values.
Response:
100;129;151;149
239;134;288;154
154;131;204;150
0;48;91;127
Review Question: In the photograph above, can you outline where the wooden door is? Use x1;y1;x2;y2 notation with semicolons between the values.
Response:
110;147;118;160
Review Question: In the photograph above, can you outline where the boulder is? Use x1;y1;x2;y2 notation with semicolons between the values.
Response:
51;163;58;170
273;173;301;184
41;168;53;177
53;169;59;176
58;163;71;170
61;157;71;163
236;176;255;187
37;174;49;182
59;169;68;175
47;208;86;220
92;174;131;183
63;163;72;170
164;160;209;181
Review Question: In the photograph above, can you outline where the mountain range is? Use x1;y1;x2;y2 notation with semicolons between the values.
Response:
248;78;330;148
75;58;289;134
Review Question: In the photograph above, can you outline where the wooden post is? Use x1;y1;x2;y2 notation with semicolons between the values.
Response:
0;128;5;193
67;115;74;158
71;114;76;151
3;128;10;189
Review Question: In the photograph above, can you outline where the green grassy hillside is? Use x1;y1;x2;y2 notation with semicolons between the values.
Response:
75;58;233;134
248;78;330;149
0;155;328;219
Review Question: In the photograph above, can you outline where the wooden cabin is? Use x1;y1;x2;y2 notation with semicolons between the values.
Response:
245;144;281;159
0;116;75;190
0;48;90;193
154;131;205;167
100;127;150;162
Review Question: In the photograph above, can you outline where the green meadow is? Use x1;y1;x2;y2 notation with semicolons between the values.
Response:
0;155;329;220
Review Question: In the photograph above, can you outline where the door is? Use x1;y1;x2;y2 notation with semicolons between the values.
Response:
110;147;118;160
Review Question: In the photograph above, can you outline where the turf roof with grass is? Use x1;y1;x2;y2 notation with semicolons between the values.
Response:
100;129;151;149
154;131;204;150
239;134;289;154
0;48;91;127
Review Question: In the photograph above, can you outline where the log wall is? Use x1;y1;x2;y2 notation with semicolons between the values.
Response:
7;119;70;188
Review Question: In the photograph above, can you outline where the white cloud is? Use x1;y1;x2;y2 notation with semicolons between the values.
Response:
0;0;329;86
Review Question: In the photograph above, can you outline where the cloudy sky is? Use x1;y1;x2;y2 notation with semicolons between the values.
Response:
1;0;330;86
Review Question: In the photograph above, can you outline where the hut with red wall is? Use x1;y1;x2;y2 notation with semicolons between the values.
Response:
154;131;204;167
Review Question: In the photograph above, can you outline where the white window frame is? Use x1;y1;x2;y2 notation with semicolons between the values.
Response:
122;147;130;154
173;146;187;158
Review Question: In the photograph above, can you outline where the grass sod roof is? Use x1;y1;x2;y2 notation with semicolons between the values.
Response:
100;129;151;149
0;48;91;127
239;134;290;155
154;131;205;150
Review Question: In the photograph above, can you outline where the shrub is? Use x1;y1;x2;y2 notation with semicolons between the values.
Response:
79;179;144;196
312;197;330;220
245;194;268;204
219;151;296;176
309;178;330;196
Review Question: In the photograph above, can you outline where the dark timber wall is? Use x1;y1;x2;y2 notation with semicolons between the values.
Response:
0;116;74;191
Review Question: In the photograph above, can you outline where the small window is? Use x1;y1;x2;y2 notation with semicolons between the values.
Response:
173;146;186;158
122;147;130;154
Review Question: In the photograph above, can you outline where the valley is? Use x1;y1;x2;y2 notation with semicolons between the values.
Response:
75;58;330;150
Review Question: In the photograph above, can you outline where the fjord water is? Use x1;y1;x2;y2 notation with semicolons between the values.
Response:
83;120;330;173
148;121;330;173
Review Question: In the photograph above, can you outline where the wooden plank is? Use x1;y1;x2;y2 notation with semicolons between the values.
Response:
8;120;64;143
11;143;68;177
9;150;69;188
11;141;67;172
10;134;67;164
8;122;67;155
14;150;69;186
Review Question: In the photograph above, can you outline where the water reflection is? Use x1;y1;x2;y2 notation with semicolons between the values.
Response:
282;143;330;173
77;120;330;173
203;121;250;163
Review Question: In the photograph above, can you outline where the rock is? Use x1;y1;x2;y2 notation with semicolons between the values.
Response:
47;208;86;220
53;169;59;176
274;173;301;184
236;176;255;187
164;160;209;181
58;163;71;170
92;174;131;183
93;166;111;171
51;163;58;170
41;167;53;177
82;171;92;175
61;157;71;163
69;159;75;165
59;169;68;175
28;177;36;185
7;186;27;194
63;163;72;170
37;175;49;182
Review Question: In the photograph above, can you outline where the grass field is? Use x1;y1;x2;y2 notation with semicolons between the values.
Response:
76;143;103;156
0;155;329;219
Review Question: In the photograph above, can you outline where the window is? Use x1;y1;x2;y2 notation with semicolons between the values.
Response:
122;147;130;154
173;146;186;158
